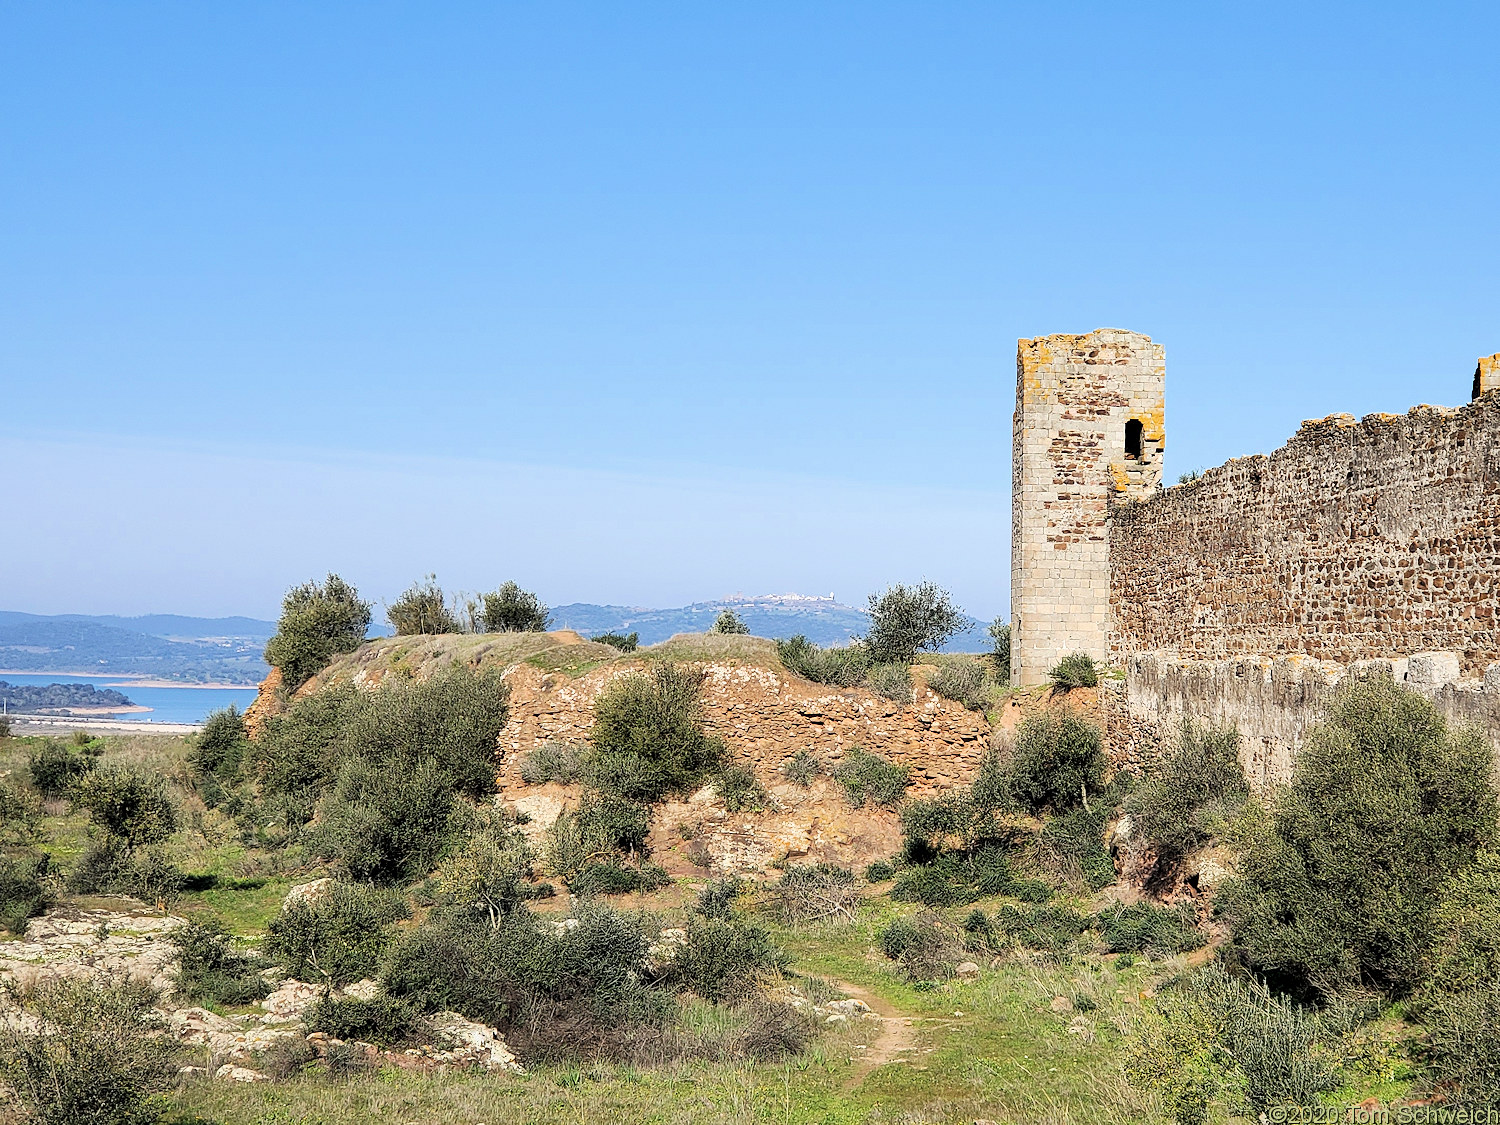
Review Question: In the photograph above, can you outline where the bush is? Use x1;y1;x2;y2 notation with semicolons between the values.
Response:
1421;850;1500;997
694;876;741;919
264;881;410;985
435;811;540;925
305;994;431;1047
73;766;177;853
519;740;588;785
1126;720;1248;862
1005;712;1106;812
172;920;270;1006
781;750;822;787
866;662;913;704
770;863;861;925
1096;901;1204;955
192;705;248;779
313;755;457;883
344;663;512;801
865;582;966;663
0;714;8;738
774;635;871;687
481;580;551;632
1420;981;1500;1112
589;663;724;801
592;631;639;652
569;859;670;897
877;912;959;981
1124;964;1347;1125
545;790;654;889
831;750;910;809
1219;673;1498;997
27;737;96;798
0;778;42;843
264;573;372;689
252;682;363;798
928;660;990;711
990;903;1091;957
715;763;768;812
987;619;1011;685
865;859;895;883
387;574;461;635
1038;805;1118;891
671;914;787;1002
0;851;54;934
890;843;1026;907
0;975;176;1125
711;609;750;635
734;1000;813;1061
1047;652;1098;690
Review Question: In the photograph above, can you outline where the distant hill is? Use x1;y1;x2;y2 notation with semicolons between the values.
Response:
0;612;275;684
549;594;993;652
0;595;995;684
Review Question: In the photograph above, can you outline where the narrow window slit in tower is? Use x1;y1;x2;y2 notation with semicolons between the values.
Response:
1125;418;1144;459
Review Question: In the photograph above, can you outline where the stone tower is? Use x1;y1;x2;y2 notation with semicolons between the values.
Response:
1010;329;1165;686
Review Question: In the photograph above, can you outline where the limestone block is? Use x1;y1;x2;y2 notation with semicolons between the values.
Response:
1407;651;1461;687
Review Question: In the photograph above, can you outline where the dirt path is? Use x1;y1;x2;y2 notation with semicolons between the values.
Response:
834;979;919;1088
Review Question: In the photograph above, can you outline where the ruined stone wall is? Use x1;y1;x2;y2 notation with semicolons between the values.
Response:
1109;393;1500;674
1109;650;1500;789
1011;329;1165;686
497;661;995;796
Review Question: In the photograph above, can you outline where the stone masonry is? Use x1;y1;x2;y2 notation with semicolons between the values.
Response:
1011;329;1164;685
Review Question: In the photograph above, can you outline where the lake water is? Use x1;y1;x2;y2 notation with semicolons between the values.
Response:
0;673;260;726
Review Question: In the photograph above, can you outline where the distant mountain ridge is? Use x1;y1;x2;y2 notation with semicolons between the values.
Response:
0;595;993;684
550;593;992;651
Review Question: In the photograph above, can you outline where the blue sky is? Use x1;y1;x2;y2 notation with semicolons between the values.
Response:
4;3;1497;622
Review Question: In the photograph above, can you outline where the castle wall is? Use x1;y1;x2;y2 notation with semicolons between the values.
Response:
1011;329;1165;686
1106;650;1500;789
1108;394;1500;674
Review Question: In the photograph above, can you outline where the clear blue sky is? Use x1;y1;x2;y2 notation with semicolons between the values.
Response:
4;3;1497;622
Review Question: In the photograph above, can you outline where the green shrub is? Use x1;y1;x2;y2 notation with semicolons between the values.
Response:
545;790;655;890
1124;964;1347;1125
313;755;457;883
482;581;551;632
671;914;787;1002
991;903;1091;957
591;631;639;652
27;737;95;798
569;859;670;897
0;714;8;738
387;574;461;635
864;859;895;883
831;749;910;809
1219;673;1498;997
589;663;724;801
890;843;1027;907
434;810;540;925
1419;981;1500;1112
1126;720;1247;862
172;920;270;1006
345;663;512;801
1038;805;1118;890
263;573;372;689
928;659;990;711
252;681;361;798
191;705;248;783
877;911;958;981
715;763;768;812
774;635;871;687
305;994;431;1047
987;619;1011;685
0;975;176;1125
770;863;860;925
864;582;966;663
519;740;588;785
0;778;42;844
866;662;913;703
264;881;410;985
0;851;54;934
1047;652;1098;689
734;999;814;1061
1005;712;1106;812
1421;850;1500;996
781;750;822;787
73;766;177;853
711;609;750;635
1096;901;1204;955
694;876;742;920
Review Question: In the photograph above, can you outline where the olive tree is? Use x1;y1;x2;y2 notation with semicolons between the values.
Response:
865;582;966;663
264;573;372;688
